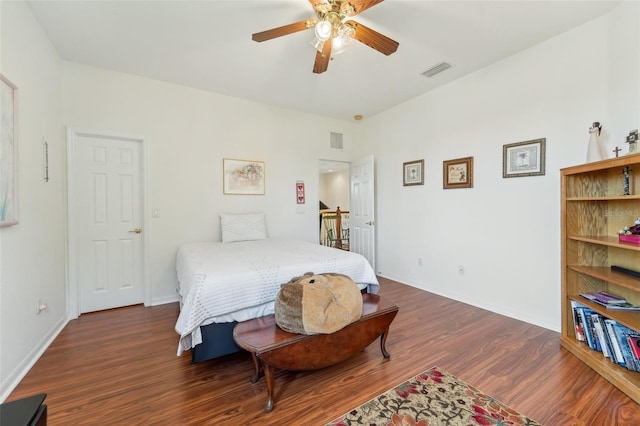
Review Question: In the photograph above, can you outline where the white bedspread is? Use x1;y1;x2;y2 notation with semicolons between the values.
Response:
174;238;379;355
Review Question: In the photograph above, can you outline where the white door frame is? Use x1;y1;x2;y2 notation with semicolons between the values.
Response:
66;128;151;319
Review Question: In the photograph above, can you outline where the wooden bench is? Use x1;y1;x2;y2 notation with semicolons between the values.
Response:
233;293;398;412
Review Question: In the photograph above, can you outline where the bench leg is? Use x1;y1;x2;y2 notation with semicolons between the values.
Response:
380;327;391;359
249;353;262;383
263;364;275;413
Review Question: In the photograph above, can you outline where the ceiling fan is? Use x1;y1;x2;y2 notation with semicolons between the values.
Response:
252;0;399;74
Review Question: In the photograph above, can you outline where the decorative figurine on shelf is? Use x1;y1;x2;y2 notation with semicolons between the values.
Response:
618;218;640;236
587;121;606;162
627;129;638;154
613;146;622;157
623;166;631;195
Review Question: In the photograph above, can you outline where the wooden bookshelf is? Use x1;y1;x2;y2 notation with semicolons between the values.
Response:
561;153;640;404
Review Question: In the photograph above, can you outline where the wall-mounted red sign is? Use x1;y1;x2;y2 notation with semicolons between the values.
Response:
296;181;305;204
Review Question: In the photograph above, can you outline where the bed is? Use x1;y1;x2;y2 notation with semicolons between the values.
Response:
174;237;379;363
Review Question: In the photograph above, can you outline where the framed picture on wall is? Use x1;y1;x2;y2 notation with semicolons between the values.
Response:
403;159;424;186
223;158;265;195
0;74;18;226
503;138;546;178
443;156;473;189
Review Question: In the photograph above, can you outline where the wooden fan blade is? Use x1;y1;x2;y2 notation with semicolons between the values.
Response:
346;20;398;55
348;0;384;15
252;19;316;42
313;39;332;74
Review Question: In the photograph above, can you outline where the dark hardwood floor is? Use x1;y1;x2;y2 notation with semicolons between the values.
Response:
7;277;640;425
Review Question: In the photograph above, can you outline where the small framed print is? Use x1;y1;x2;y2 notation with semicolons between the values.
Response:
503;138;546;178
223;158;265;195
403;159;424;186
443;156;473;189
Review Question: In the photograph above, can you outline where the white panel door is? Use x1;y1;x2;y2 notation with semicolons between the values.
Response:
75;133;144;313
350;155;375;271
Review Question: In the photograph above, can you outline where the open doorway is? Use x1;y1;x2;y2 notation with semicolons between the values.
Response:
319;160;351;250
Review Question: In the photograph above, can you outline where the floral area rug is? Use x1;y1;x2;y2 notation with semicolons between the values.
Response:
325;366;541;426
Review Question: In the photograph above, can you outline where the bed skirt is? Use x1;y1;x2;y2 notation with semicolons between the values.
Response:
190;321;241;363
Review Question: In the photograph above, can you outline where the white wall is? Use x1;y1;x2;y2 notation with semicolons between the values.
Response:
320;169;350;211
0;1;67;399
358;2;639;331
1;0;637;402
61;63;358;304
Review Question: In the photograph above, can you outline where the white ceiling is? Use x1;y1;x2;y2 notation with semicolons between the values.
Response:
25;0;620;122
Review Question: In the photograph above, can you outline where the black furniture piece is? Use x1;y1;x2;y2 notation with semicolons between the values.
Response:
0;393;47;426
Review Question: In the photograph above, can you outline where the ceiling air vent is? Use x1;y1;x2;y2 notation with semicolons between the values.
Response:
330;132;343;150
422;62;451;78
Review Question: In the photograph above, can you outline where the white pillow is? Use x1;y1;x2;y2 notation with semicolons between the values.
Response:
220;213;268;243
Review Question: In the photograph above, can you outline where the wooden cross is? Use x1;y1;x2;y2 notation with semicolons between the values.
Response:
613;146;622;157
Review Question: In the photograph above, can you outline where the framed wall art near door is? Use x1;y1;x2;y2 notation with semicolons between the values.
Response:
223;158;265;195
403;159;424;186
443;156;473;189
503;138;546;178
0;74;18;226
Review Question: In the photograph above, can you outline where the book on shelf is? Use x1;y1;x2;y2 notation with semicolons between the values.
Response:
623;331;640;371
603;302;640;311
600;316;619;362
570;301;640;371
592;314;613;359
570;301;586;342
576;305;599;351
611;321;640;371
580;292;640;310
604;318;626;366
628;336;640;360
580;291;627;305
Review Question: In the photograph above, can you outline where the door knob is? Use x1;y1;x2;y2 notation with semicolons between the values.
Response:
128;228;142;234
366;221;375;226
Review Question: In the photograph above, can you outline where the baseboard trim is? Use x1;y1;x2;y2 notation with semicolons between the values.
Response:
377;273;559;333
0;314;69;402
151;294;179;306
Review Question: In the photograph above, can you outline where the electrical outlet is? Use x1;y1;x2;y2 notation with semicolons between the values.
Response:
418;257;423;266
458;265;465;275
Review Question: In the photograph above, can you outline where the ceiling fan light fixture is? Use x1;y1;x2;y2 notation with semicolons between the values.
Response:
315;20;332;41
252;0;399;74
332;37;346;55
332;24;354;55
311;36;325;52
339;24;354;45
